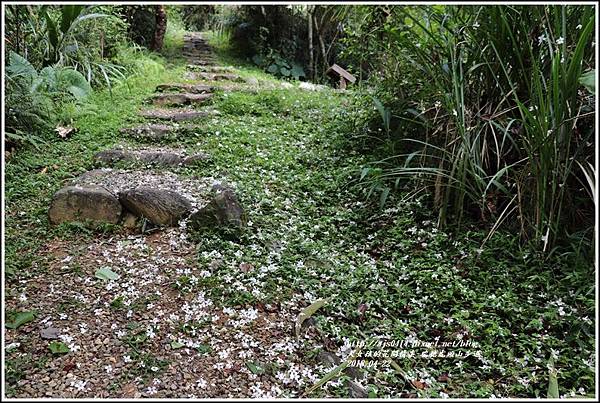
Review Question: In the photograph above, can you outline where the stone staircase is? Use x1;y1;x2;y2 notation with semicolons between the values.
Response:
48;33;246;236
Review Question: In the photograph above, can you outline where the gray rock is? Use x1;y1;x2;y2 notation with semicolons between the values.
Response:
316;351;340;367
48;186;122;225
94;150;128;165
155;83;213;94
188;186;245;236
184;72;244;82
150;93;213;107
119;188;192;226
138;109;212;122
136;151;184;166
347;380;368;398
40;327;61;340
246;77;259;86
94;149;209;167
182;153;210;165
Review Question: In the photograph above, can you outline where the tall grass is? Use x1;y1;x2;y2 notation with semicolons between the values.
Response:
351;5;595;254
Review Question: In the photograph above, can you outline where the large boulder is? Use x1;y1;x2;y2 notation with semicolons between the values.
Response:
188;186;245;236
119;188;193;226
48;186;122;225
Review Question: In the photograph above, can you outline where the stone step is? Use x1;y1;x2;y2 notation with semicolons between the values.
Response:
138;108;218;121
150;92;213;107
120;123;181;141
156;83;213;94
94;147;209;167
186;65;236;73
185;59;216;66
183;45;212;50
49;169;244;231
183;50;214;56
183;71;244;82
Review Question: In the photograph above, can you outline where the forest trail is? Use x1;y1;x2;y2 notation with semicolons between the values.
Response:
5;33;365;399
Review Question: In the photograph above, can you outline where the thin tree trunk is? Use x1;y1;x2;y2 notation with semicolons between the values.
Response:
313;14;328;77
151;5;167;51
308;7;314;80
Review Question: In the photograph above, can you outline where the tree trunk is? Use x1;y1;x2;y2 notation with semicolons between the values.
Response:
313;14;328;78
151;5;167;51
308;7;314;80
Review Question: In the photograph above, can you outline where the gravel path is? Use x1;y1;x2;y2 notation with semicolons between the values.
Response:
5;229;339;398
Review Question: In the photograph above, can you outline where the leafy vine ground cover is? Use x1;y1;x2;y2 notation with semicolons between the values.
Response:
3;30;595;399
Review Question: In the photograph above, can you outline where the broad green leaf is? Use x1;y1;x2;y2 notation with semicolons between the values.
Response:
49;341;70;354
295;298;328;337
280;67;291;77
252;54;265;66
57;68;92;100
196;344;212;354
170;341;185;349
5;311;35;329
579;69;595;94
95;266;120;281
7;52;37;80
245;361;265;375
291;64;306;79
267;64;279;74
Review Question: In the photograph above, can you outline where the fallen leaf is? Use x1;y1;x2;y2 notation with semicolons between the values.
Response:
55;125;76;139
95;266;120;281
121;383;139;398
438;373;449;382
6;311;35;329
411;380;427;390
49;341;70;354
63;361;76;372
170;341;185;349
39;167;48;174
295;298;328;337
239;262;253;272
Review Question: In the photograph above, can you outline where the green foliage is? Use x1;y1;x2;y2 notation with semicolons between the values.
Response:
579;69;595;94
48;341;70;354
342;5;595;254
252;50;306;80
5;311;35;330
5;51;93;149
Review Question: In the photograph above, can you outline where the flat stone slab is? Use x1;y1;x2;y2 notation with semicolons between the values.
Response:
186;65;235;73
156;83;213;94
48;186;122;225
150;92;213;107
120;123;181;141
94;146;209;167
138;108;216;121
183;71;244;82
184;59;216;66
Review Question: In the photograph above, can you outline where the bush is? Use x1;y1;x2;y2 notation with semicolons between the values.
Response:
342;5;595;254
